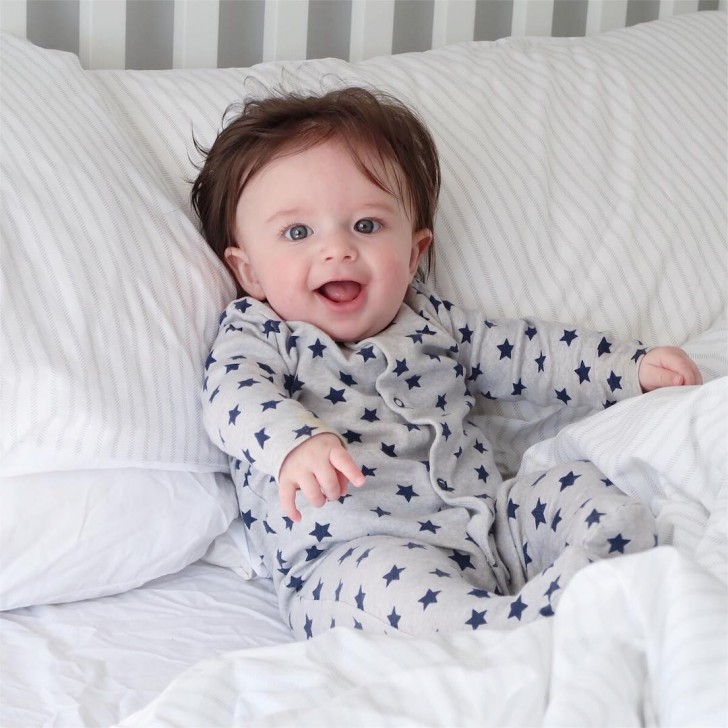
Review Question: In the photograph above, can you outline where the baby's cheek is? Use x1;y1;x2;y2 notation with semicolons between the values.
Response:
265;284;301;321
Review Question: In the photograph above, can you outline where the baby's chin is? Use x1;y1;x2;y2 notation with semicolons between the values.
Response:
304;316;390;344
318;322;378;344
264;300;398;343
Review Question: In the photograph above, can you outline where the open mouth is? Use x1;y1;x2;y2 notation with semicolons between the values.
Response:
317;280;363;304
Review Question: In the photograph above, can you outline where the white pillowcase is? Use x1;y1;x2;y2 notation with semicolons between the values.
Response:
0;469;238;611
0;34;238;608
0;34;234;476
91;13;726;481
92;12;726;347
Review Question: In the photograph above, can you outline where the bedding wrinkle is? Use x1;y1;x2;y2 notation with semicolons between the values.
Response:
538;67;636;337
508;49;630;329
544;548;727;727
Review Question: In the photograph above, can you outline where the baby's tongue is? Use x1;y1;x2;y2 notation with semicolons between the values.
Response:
320;281;361;303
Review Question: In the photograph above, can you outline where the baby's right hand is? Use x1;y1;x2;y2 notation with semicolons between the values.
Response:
278;433;365;522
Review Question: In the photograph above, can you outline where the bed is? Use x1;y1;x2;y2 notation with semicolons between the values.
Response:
1;9;726;727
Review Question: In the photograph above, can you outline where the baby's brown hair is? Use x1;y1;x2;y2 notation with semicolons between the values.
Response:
191;86;441;290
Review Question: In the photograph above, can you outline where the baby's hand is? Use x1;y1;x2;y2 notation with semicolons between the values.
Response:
638;346;703;392
278;433;366;522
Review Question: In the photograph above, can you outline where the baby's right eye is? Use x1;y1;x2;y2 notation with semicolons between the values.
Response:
284;224;313;241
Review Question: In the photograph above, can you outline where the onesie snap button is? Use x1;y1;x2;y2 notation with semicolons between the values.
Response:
394;397;405;407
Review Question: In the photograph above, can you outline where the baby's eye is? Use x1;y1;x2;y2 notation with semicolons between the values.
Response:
284;224;313;241
354;218;381;234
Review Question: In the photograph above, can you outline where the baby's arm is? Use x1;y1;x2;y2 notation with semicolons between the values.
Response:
412;287;702;410
202;300;356;505
278;434;365;522
638;346;702;391
460;314;646;408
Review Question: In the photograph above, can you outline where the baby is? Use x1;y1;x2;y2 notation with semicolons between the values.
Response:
192;87;702;639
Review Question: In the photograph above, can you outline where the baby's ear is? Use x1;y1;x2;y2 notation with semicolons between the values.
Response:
224;246;265;300
409;229;433;276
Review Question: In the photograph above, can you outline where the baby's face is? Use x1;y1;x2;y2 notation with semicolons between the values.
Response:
226;140;431;342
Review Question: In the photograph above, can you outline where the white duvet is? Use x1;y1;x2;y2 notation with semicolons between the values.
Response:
121;378;727;728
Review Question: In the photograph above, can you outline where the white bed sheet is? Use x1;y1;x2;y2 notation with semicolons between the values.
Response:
0;562;293;727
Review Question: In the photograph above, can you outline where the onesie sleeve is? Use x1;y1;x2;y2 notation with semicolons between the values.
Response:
419;288;646;410
201;298;340;480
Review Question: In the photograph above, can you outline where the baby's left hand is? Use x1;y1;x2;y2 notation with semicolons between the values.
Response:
638;346;703;392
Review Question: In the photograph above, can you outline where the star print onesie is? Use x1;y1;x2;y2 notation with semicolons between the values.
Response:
202;283;657;638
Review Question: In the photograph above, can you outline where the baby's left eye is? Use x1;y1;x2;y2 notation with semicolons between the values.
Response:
354;219;381;234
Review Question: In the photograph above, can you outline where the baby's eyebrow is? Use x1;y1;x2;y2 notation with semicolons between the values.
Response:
264;208;305;225
358;200;400;214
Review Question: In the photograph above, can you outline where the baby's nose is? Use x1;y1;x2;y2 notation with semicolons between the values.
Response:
323;234;357;261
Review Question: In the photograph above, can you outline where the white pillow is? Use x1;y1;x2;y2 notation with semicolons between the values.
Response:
89;11;726;480
0;34;238;608
91;11;726;348
0;33;234;476
0;469;238;611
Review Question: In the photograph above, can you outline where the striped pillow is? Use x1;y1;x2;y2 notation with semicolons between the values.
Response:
93;11;726;348
1;34;240;608
90;11;726;475
1;35;235;476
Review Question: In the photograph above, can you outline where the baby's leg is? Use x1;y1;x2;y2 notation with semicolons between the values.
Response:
494;460;658;593
287;534;567;639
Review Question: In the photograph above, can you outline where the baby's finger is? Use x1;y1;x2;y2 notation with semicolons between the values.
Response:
659;349;703;386
330;447;365;487
682;360;703;386
278;481;302;522
336;470;349;498
297;473;327;509
315;466;344;502
655;365;683;389
640;364;677;391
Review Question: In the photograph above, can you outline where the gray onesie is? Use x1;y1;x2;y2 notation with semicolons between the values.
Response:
203;283;657;638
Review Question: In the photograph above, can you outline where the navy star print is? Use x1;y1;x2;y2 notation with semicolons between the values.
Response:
575;361;591;383
324;387;346;404
497;339;514;359
310;523;332;542
383;565;405;586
